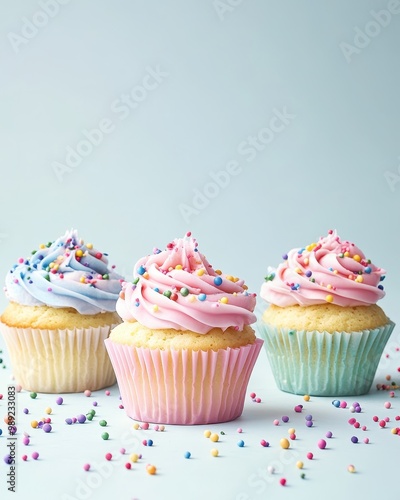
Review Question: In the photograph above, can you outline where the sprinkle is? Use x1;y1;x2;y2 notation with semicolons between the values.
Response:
84;389;91;397
280;438;290;449
364;437;369;443
197;269;205;276
379;420;386;428
326;431;333;438
317;439;327;449
137;265;146;275
43;424;52;433
198;293;206;301
105;390;111;396
77;414;86;424
23;437;30;445
204;430;211;438
325;294;334;303
282;416;289;423
175;265;183;270
237;440;245;447
273;419;280;426
347;464;356;473
351;436;358;443
237;428;243;433
153;305;159;312
32;452;39;460
294;405;303;413
220;297;228;304
146;464;157;474
384;401;392;409
105;453;112;461
101;432;109;440
210;449;219;457
279;478;287;486
56;397;63;405
180;287;189;296
303;395;310;401
99;420;107;427
30;392;37;399
260;440;269;447
184;451;191;459
210;433;219;442
296;461;304;469
130;453;139;462
213;276;223;286
288;428;296;435
125;462;132;470
307;452;313;460
31;420;39;429
141;422;149;430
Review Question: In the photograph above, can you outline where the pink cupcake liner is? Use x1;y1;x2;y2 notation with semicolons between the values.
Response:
105;338;263;425
0;322;118;393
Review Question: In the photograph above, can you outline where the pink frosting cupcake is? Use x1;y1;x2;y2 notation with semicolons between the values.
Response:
259;229;395;396
105;232;263;424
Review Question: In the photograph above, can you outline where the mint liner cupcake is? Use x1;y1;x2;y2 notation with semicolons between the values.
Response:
259;230;395;396
0;229;123;393
105;232;263;424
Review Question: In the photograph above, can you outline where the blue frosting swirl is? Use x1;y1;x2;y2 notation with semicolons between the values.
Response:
4;229;123;314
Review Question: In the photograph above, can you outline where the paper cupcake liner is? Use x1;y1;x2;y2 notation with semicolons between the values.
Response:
0;322;118;393
258;321;395;396
105;338;263;425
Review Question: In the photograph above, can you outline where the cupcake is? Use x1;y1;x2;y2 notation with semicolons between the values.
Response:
259;229;395;396
105;232;263;425
0;229;123;393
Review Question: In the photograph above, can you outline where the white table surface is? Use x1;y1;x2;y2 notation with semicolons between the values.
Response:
1;307;399;500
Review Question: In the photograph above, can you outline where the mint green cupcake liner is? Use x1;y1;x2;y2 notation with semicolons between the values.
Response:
258;320;395;396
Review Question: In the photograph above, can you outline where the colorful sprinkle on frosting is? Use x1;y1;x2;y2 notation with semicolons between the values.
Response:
260;230;386;307
116;232;256;333
4;229;123;314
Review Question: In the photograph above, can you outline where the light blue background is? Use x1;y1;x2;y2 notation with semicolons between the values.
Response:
1;0;399;320
0;3;400;499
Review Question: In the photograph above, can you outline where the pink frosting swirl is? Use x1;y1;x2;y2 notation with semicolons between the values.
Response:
260;230;386;307
116;233;256;334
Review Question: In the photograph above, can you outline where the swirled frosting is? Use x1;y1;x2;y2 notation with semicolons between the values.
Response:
116;232;257;334
260;230;386;307
4;229;123;314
